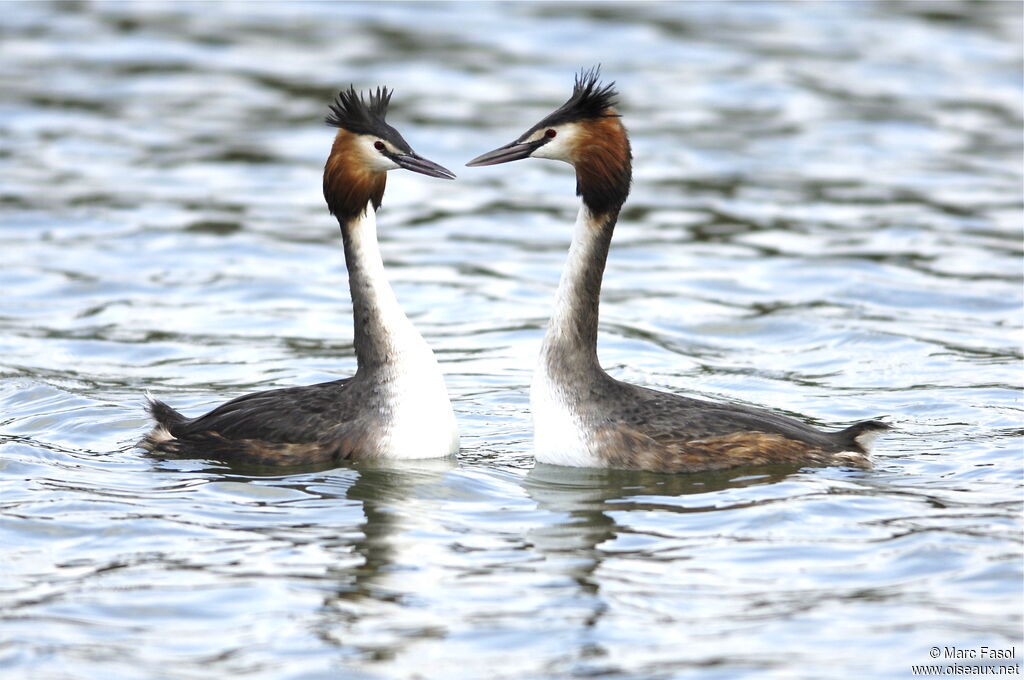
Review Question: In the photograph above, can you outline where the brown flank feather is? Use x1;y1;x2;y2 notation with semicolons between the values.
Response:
595;425;866;474
149;429;372;467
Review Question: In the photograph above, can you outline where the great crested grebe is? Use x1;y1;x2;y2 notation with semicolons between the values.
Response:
141;86;460;465
467;68;889;473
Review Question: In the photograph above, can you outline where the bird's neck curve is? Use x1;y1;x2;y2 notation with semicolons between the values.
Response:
340;206;430;371
539;203;620;379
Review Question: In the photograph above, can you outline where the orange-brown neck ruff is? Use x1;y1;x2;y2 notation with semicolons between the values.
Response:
573;111;632;218
324;131;387;222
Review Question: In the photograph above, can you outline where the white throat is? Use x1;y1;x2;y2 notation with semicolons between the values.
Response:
545;205;604;344
346;207;428;360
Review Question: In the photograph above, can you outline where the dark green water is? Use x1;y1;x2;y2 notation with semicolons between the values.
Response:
1;2;1021;679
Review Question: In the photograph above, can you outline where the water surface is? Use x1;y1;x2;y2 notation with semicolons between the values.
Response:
1;2;1021;679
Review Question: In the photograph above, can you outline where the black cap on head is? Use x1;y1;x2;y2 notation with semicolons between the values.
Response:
326;86;413;153
523;66;620;137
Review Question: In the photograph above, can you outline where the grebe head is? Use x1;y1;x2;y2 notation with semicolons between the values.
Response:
466;67;632;216
324;86;455;221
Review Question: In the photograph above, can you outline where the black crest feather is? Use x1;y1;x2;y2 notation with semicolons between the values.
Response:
326;86;402;142
531;66;620;131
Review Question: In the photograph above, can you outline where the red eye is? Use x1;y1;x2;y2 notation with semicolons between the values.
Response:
374;141;386;151
545;129;557;138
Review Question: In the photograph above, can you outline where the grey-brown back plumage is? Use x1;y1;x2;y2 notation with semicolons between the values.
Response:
141;377;386;466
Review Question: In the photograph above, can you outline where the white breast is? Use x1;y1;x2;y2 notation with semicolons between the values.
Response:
530;369;601;468
380;351;460;459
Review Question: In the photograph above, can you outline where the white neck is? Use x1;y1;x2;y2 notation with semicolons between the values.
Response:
344;206;433;370
539;204;613;370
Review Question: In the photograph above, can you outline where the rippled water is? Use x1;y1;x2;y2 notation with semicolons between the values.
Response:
1;2;1021;679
